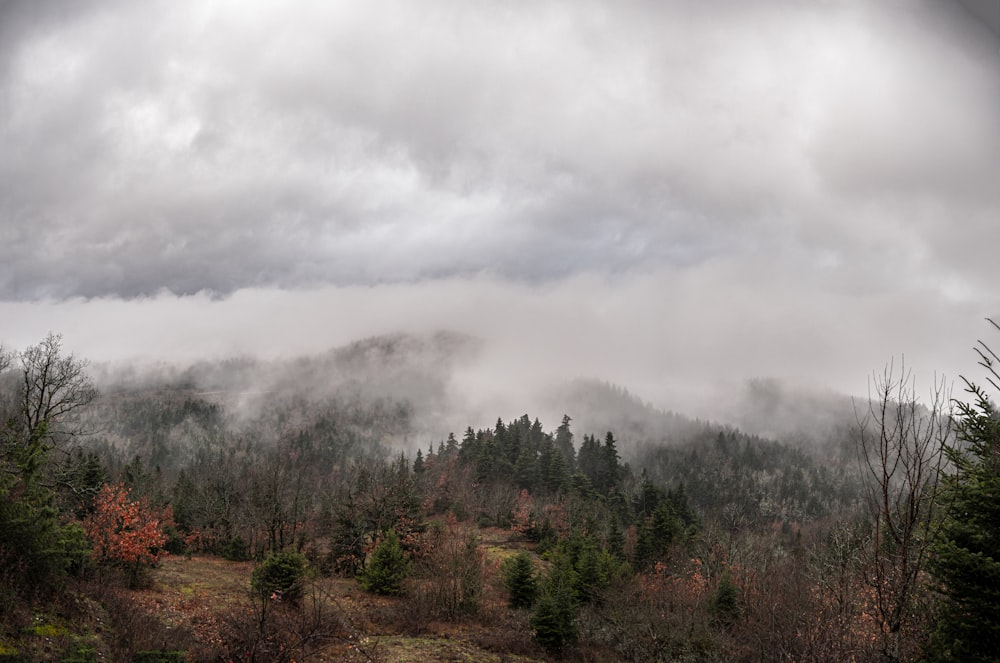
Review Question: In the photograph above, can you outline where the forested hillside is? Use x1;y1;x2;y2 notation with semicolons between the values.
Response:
0;332;996;662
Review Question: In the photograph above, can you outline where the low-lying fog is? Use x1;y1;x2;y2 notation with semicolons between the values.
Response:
2;270;985;453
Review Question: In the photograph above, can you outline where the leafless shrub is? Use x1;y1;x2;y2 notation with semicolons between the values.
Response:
86;581;201;662
220;578;381;663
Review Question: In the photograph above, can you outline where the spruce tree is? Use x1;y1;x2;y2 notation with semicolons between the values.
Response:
502;550;538;609
709;569;741;627
926;379;1000;661
359;529;410;595
555;415;576;469
252;551;308;603
530;553;578;652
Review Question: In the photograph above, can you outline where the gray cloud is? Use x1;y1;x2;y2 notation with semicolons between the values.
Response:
1;0;997;302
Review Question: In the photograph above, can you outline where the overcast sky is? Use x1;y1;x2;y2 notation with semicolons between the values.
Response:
1;0;998;416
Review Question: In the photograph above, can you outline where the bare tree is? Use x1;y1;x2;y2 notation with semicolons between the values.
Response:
855;360;951;661
17;333;98;450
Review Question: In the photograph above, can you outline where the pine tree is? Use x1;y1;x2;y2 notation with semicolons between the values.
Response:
926;378;1000;661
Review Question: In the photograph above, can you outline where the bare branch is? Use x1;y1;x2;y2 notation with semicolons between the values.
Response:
853;359;951;661
17;333;98;448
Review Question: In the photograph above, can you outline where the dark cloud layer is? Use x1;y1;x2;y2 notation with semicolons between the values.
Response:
1;1;998;413
1;0;997;301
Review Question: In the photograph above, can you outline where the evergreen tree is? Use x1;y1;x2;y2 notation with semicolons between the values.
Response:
444;432;458;456
529;418;545;448
0;337;96;592
574;539;617;604
251;551;308;603
600;431;623;492
709;569;741;627
668;483;698;531
606;519;626;561
502;550;538;609
476;436;497;483
555;415;576;469
458;426;479;462
359;529;410;595
539;438;569;493
577;435;602;488
514;444;538;491
633;469;663;518
926;379;1000;662
531;553;578;652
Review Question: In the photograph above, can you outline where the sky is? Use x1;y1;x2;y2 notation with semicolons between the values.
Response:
1;0;998;418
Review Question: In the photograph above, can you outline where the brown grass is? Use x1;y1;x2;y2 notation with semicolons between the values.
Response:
137;554;549;662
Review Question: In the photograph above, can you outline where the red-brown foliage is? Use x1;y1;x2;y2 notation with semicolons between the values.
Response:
83;482;172;567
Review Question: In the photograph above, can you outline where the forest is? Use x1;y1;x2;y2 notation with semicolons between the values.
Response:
0;331;997;662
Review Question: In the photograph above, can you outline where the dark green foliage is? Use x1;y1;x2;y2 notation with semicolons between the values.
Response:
575;432;626;495
0;477;88;588
359;529;410;595
538;438;570;493
221;536;250;562
554;415;576;469
0;420;92;591
444;432;459;456
635;502;683;569
502;551;538;609
325;489;369;576
530;553;579;652
574;544;606;604
606;519;625;561
322;457;422;576
555;533;624;604
638;427;860;524
455;415;628;498
709;569;740;627
251;551;308;603
57;644;97;663
926;379;1000;662
56;449;107;518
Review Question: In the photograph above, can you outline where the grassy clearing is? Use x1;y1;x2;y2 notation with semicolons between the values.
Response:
375;635;544;662
139;554;547;662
